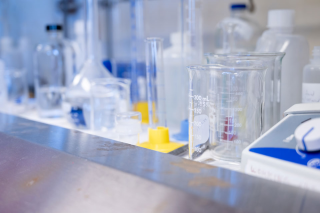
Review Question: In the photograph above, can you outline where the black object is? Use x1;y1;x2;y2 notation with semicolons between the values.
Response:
46;24;63;31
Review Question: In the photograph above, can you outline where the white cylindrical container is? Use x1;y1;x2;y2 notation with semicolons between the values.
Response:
302;46;320;103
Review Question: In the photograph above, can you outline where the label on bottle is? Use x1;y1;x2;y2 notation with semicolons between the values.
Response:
302;83;320;103
70;107;87;127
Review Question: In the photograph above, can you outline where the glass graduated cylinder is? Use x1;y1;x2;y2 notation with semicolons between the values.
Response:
188;65;266;162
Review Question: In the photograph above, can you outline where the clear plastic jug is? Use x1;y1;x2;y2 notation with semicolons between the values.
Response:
205;52;285;133
188;64;266;162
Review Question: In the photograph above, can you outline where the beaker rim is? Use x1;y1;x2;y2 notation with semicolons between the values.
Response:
91;77;131;86
204;52;285;58
145;37;164;42
187;64;267;72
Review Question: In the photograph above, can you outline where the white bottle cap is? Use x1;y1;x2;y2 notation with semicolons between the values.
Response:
267;9;295;28
295;118;320;152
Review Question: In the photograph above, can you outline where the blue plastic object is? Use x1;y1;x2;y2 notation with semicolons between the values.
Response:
230;3;247;10
173;119;189;141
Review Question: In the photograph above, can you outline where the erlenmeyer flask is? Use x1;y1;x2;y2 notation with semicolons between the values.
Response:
205;52;285;133
63;0;112;129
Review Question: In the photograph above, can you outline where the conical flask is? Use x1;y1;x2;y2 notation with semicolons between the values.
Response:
63;0;112;129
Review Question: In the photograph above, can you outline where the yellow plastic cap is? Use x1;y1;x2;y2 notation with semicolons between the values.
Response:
138;127;184;153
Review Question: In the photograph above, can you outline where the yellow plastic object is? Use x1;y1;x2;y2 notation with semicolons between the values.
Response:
133;101;158;124
138;127;184;153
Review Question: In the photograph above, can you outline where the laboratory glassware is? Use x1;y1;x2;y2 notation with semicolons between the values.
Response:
302;46;320;103
63;0;112;129
183;0;203;65
145;38;166;128
115;111;142;145
138;37;184;153
188;64;266;162
214;3;261;53
0;60;7;106
130;0;149;124
2;41;28;114
90;78;131;132
206;52;285;133
34;24;76;118
256;9;309;114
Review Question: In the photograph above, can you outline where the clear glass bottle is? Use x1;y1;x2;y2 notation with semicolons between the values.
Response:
34;25;75;117
302;46;320;103
1;37;28;114
213;3;261;53
62;0;112;129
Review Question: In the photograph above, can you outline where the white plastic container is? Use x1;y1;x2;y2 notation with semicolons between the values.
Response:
163;32;187;129
302;47;320;103
256;9;309;114
214;3;261;53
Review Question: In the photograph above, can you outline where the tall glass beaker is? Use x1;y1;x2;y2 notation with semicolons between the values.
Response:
188;64;266;162
205;52;285;133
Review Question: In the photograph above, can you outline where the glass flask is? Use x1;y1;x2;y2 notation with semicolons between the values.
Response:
205;52;285;133
188;64;266;162
34;25;76;117
213;3;261;53
63;0;112;129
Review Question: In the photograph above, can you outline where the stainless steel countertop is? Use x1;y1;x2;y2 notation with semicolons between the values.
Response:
0;113;319;213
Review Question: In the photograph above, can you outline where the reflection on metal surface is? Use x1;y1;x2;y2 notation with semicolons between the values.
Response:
0;113;319;212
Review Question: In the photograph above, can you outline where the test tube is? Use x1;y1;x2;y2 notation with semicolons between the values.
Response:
115;111;142;145
145;38;166;128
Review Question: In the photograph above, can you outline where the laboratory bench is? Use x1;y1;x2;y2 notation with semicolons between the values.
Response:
0;112;319;213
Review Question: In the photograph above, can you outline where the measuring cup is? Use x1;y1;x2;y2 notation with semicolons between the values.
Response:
205;52;285;133
188;64;267;162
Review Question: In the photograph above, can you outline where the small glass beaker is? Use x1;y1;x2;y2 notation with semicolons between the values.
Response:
188;64;267;162
90;78;131;132
205;52;285;133
115;111;142;145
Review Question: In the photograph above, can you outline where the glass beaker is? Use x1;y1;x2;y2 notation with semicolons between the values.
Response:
188;64;266;162
90;78;131;132
115;111;142;145
205;52;285;133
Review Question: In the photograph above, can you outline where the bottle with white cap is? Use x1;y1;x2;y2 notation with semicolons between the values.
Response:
256;9;309;115
302;47;320;103
163;32;188;134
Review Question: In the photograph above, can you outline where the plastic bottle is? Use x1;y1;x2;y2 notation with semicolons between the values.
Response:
163;32;187;130
62;0;112;129
214;3;261;53
34;24;75;117
302;46;320;103
256;9;309;114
